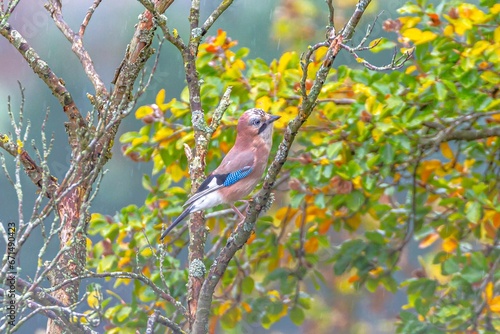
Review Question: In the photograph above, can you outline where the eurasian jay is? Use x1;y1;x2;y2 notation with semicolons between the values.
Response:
160;108;280;239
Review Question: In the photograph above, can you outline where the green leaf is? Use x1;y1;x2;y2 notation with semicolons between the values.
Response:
442;258;460;275
289;306;305;326
241;276;254;294
365;231;386;244
465;201;481;223
346;190;364;211
381;144;394;163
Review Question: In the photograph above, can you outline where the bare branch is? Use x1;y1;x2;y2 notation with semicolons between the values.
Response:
0;24;87;141
79;0;102;37
209;86;232;133
45;271;188;316
326;0;335;28
157;313;187;334
45;0;108;99
201;0;235;37
341;43;414;71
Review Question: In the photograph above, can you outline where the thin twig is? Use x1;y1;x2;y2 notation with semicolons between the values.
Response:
79;0;102;37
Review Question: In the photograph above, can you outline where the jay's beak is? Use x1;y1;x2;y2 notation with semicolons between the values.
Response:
267;114;281;124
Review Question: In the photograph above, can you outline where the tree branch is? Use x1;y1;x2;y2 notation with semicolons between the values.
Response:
0;23;87;149
45;0;108;100
79;0;102;37
0;134;58;198
201;0;235;37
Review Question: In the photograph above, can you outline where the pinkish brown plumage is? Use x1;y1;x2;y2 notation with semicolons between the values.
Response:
160;108;280;239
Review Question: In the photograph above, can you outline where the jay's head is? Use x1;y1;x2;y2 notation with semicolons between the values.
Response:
237;108;280;143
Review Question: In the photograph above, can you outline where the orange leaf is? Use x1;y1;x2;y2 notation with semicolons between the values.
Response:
304;237;319;254
420;159;442;183
318;220;332;235
348;274;360;283
427;13;441;26
440;142;454;160
442;237;458;253
241;302;252;313
419;232;440;249
493;213;500;228
247;232;256;244
490;296;500;313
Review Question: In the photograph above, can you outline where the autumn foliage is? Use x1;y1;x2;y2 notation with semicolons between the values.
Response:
87;0;500;333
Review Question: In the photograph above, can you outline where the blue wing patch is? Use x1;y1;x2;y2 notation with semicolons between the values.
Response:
223;166;253;187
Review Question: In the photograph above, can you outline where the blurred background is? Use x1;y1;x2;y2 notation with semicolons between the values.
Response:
0;0;411;332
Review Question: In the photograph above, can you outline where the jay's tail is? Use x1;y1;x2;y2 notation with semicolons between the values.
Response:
160;205;194;240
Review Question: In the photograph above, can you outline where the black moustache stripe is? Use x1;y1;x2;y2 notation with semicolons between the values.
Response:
258;123;268;134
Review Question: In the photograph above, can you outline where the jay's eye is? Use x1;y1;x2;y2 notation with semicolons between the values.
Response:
250;118;261;126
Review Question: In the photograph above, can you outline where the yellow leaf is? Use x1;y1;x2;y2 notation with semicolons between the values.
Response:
402;28;437;45
369;266;384;277
394;173;401;183
117;256;131;267
140;247;153;257
135;105;153;119
399;16;422;29
278;52;296;73
458;4;488;24
114;277;131;288
152;127;174;142
310;133;324;146
442;237;458;253
372;128;383;142
155;89;166;106
86;238;92;249
87;291;100;309
214;29;227;46
166;164;186;183
314;46;328;62
218;300;232;315
255;95;272;111
131;135;149;147
485;281;494;301
491;4;500;15
369;38;382;48
470;40;491;56
356;120;366;136
345;213;362;230
356;57;365;63
481;71;500;84
274;206;297;227
405;65;417;74
17;139;23;154
443;16;473;36
443;25;454;37
440;142;454;160
267;290;280;301
352;176;362;189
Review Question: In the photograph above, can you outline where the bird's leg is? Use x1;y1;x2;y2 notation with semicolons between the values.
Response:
230;203;246;221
